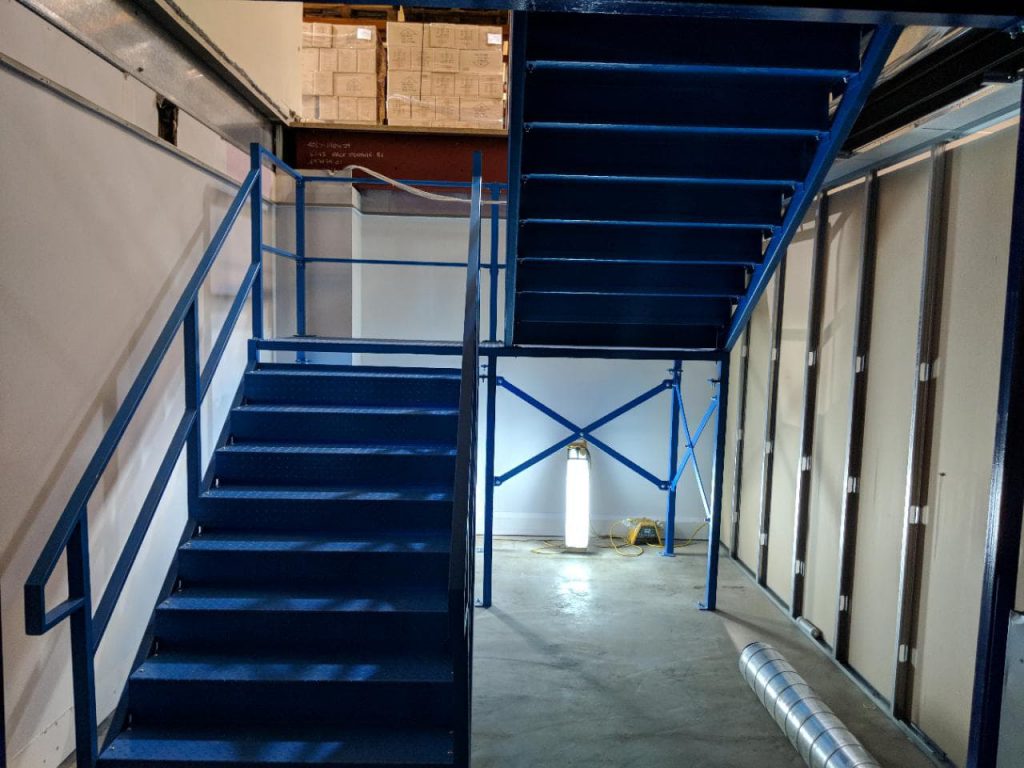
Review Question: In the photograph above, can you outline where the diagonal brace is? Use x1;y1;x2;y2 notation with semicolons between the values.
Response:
495;377;671;488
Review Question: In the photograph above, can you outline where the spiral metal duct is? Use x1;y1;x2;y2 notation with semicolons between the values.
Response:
739;642;881;768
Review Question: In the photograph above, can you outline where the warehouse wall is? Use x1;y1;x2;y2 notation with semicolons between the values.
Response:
724;123;1020;766
0;3;273;766
175;0;304;118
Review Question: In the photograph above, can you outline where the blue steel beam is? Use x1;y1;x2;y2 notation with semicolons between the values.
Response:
494;377;671;487
676;385;712;519
700;356;731;612
527;61;854;79
524;121;827;138
669;394;718;491
725;25;902;350
663;361;682;556
505;11;528;345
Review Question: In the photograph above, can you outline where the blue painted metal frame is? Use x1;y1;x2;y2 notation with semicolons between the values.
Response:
725;25;902;350
700;354;730;611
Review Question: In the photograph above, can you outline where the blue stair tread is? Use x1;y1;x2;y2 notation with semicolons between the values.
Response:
160;586;448;614
250;367;459;381
202;487;453;502
99;725;454;765
183;532;450;555
218;444;457;457
133;651;453;684
235;404;458;416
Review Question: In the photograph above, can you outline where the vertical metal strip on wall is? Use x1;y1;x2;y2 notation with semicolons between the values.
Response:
730;325;752;558
834;173;880;666
893;145;951;722
967;99;1024;768
791;194;830;619
756;260;788;585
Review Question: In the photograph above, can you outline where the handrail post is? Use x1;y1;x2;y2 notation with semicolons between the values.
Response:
480;354;497;607
295;177;308;363
489;183;500;342
249;143;264;361
663;361;682;556
184;301;202;515
67;513;98;768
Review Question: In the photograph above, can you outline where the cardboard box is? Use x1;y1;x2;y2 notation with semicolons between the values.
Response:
478;73;504;99
317;48;338;72
334;49;358;73
435;96;459;125
480;26;503;48
387;21;423;48
388;44;422;72
301;70;315;95
301;47;319;72
302;95;317;120
422;72;455;97
460;97;503;123
356;49;377;74
454;25;480;50
334;25;377;49
455;73;479;97
303;23;333;48
424;47;459;73
357;97;378;123
411;97;435;124
311;72;334;96
387;71;421;98
317;96;340;121
428;23;456;49
460;49;503;73
387;95;412;121
334;73;377;98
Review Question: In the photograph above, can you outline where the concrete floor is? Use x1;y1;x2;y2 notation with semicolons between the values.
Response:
472;538;938;768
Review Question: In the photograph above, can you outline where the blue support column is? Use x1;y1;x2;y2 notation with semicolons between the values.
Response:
700;355;730;611
489;184;501;342
249;144;264;359
967;88;1024;768
295;178;307;363
479;354;497;607
67;514;98;768
663;360;682;556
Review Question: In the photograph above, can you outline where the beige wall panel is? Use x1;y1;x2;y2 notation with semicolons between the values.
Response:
912;127;1016;766
803;184;864;646
847;159;930;698
722;342;744;551
736;274;777;568
766;228;815;600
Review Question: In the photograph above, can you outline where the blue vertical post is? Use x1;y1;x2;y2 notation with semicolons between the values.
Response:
295;178;307;363
67;514;98;768
479;354;497;607
489;184;501;342
663;360;682;556
183;301;202;515
967;87;1024;768
249;143;264;360
700;355;730;611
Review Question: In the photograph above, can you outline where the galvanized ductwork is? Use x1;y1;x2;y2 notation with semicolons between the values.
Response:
739;642;880;768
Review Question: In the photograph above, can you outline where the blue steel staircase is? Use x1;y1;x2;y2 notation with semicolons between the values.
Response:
506;13;900;351
97;363;464;767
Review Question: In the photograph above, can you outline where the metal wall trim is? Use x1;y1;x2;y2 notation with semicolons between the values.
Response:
893;145;951;722
729;324;752;559
756;260;788;585
790;194;830;619
834;171;881;665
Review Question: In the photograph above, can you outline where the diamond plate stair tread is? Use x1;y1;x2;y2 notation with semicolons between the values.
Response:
234;405;459;416
249;367;459;380
158;587;448;614
201;487;453;502
182;532;450;555
132;651;453;684
98;725;454;765
217;444;457;457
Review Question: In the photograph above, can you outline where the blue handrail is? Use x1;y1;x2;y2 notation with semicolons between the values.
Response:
24;142;495;768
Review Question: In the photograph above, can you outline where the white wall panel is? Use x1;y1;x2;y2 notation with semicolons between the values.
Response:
766;230;814;600
846;159;930;699
735;275;776;569
803;184;864;646
912;127;1016;767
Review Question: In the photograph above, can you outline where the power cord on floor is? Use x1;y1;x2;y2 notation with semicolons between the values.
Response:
527;519;710;557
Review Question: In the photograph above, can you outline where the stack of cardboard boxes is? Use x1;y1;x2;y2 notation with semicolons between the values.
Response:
300;23;383;124
386;21;505;129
